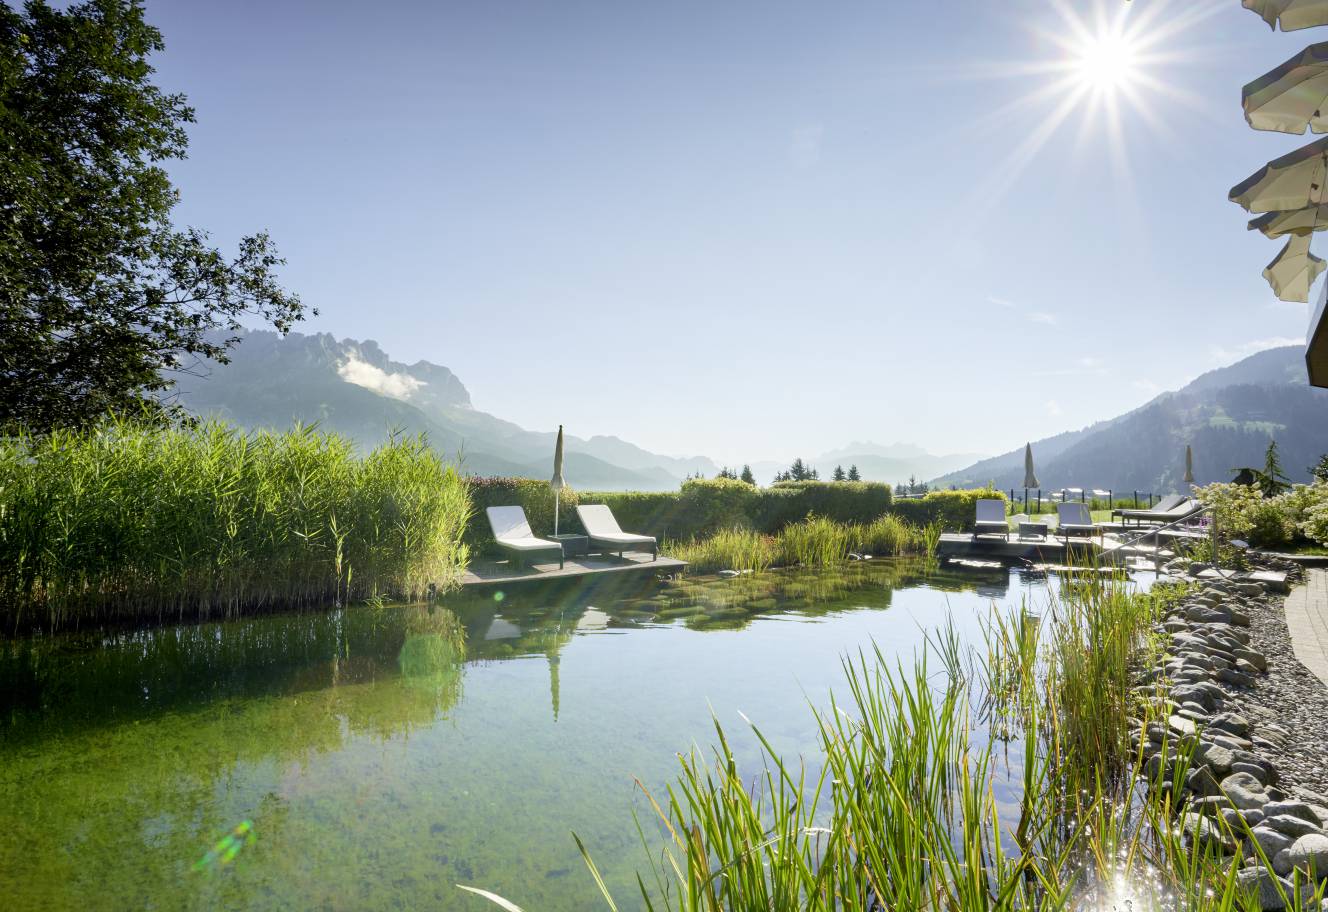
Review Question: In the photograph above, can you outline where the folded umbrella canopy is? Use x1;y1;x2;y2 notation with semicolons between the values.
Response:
1244;42;1328;134
1248;203;1328;237
1230;135;1328;212
1245;0;1328;31
1264;234;1327;301
1022;443;1039;490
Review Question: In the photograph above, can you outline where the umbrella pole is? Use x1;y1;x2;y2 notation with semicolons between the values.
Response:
554;497;560;537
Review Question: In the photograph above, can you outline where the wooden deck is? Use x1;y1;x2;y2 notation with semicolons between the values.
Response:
461;550;687;588
938;531;1181;566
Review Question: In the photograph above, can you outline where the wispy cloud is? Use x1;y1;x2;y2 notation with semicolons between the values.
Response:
1131;378;1162;397
988;294;1058;325
338;354;426;401
789;125;823;169
1208;336;1303;364
1046;399;1062;417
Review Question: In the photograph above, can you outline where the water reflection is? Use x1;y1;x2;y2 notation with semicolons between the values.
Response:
0;558;1040;912
1;558;1015;742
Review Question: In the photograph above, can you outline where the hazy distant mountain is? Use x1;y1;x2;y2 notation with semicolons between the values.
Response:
747;444;986;486
167;329;716;490
931;346;1328;493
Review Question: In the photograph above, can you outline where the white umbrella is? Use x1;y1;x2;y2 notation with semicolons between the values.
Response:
1184;445;1195;485
1022;443;1039;490
1231;135;1328;213
1264;234;1327;301
551;425;566;536
1248;202;1328;237
1244;42;1328;134
1244;0;1328;32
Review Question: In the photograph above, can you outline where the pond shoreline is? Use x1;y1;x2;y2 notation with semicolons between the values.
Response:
1139;556;1328;908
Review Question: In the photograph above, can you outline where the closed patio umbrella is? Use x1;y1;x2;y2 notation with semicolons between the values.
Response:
1244;0;1328;32
1230;135;1328;213
551;425;566;536
1022;442;1039;512
1184;445;1195;485
1264;234;1327;301
1244;42;1328;134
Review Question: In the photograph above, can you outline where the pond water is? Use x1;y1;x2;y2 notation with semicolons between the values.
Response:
1;560;1063;911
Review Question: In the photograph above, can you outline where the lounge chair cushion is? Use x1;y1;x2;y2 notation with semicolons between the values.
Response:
486;506;561;550
576;504;656;547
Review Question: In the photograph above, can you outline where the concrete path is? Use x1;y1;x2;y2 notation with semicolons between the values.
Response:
1284;569;1328;688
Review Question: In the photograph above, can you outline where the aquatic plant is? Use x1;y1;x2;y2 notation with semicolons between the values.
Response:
471;569;1320;911
0;418;471;632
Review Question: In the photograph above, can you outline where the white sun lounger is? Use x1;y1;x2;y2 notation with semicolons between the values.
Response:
575;504;657;560
486;506;563;569
1057;502;1100;541
973;499;1009;541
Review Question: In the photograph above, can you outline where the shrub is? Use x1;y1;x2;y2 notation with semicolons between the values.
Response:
766;480;893;526
463;477;578;552
889;488;1004;531
0;420;471;633
1299;483;1328;546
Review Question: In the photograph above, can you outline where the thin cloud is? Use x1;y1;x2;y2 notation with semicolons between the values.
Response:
338;354;426;401
988;294;1058;325
1208;337;1303;364
1046;399;1063;417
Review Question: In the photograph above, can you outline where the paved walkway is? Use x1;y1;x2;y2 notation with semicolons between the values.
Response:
1284;569;1328;688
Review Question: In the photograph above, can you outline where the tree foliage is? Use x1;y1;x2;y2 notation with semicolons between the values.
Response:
0;0;309;430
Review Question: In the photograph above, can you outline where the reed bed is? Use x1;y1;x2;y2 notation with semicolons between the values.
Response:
663;514;939;574
0;419;471;633
503;570;1320;912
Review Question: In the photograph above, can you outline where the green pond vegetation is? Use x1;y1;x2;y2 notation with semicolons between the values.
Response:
474;570;1326;912
0;418;471;634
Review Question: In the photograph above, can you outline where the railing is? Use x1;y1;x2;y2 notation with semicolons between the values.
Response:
1112;504;1215;574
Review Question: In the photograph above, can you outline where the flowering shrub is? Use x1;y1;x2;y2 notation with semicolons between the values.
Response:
1194;480;1328;547
1193;482;1264;539
1300;483;1328;546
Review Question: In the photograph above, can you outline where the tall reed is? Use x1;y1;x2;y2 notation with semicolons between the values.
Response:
475;572;1321;912
0;418;471;632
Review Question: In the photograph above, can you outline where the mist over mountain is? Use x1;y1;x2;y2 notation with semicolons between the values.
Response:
168;329;716;490
932;346;1328;494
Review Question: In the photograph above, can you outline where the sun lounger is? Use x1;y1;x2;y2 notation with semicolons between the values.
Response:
1057;502;1100;541
1113;494;1184;525
486;506;564;569
1114;497;1203;527
973;499;1009;541
575;504;657;560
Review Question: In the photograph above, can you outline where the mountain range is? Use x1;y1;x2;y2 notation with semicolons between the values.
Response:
167;332;1326;495
169;330;716;490
931;346;1328;493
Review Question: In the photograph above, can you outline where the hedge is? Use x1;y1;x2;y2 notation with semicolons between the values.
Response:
463;478;998;548
888;488;1006;532
464;478;895;545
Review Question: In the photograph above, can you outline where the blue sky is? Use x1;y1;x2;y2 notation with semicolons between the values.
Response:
149;0;1314;464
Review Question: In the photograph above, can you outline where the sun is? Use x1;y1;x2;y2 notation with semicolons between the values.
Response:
1073;32;1141;92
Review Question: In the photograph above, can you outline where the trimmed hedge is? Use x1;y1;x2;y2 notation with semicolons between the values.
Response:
889;488;1006;532
463;478;894;544
462;477;998;547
